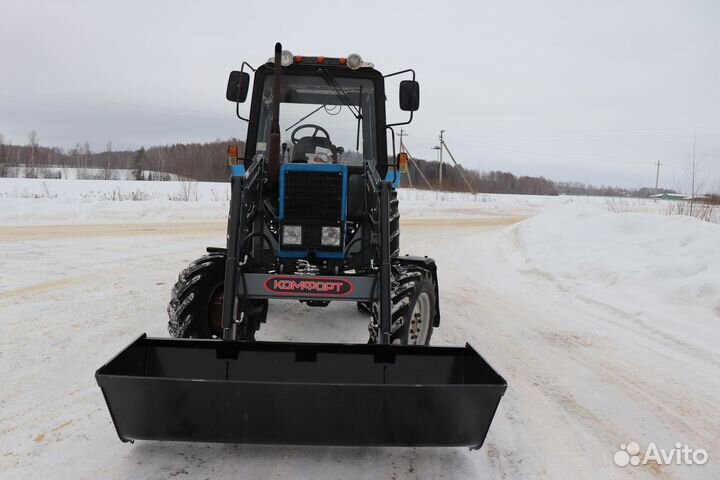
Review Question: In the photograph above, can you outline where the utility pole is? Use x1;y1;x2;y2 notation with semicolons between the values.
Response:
432;144;442;189
397;128;408;152
690;132;696;215
438;129;444;189
439;131;475;194
432;130;442;190
654;160;662;193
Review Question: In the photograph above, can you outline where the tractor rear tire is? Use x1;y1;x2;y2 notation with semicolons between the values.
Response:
167;252;264;340
370;264;436;345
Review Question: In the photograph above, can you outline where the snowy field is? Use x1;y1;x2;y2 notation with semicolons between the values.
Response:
1;179;718;479
0;177;669;224
4;166;181;182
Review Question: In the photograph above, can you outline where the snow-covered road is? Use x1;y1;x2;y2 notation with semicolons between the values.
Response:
1;201;718;479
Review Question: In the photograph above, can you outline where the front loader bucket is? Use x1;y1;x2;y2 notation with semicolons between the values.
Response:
96;334;506;448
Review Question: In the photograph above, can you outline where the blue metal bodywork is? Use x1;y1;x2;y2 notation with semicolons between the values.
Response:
385;168;402;188
230;164;246;177
278;163;348;259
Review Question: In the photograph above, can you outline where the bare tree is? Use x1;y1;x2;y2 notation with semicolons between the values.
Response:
104;141;113;180
171;177;199;201
687;133;709;215
157;146;168;174
28;130;39;158
133;147;146;181
71;143;82;169
73;142;93;179
27;130;39;178
83;142;91;168
5;139;15;175
0;132;5;177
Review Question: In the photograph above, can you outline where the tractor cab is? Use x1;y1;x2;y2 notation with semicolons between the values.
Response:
255;70;376;168
228;51;419;179
226;51;418;265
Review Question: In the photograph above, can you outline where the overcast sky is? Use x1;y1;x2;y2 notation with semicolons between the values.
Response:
1;0;718;191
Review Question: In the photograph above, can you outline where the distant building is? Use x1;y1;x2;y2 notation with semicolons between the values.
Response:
650;193;689;200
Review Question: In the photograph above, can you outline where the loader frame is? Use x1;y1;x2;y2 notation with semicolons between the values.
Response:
219;48;435;344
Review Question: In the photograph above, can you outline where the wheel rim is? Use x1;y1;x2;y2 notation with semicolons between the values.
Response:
408;292;431;345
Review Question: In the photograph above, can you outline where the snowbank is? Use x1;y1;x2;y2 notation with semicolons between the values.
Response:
396;189;595;217
0;178;231;225
502;204;720;352
0;177;227;201
4;166;180;181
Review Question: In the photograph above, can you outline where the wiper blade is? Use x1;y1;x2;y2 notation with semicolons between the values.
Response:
319;68;364;150
319;68;361;119
285;104;326;132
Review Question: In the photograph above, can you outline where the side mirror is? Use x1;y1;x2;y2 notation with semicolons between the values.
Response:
399;80;420;111
226;71;250;103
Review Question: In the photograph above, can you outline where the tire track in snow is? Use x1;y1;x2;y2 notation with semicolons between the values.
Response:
0;275;90;302
0;221;225;241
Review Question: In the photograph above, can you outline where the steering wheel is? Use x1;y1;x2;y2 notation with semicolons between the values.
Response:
291;124;332;145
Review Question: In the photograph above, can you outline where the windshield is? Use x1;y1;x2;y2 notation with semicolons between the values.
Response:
255;73;376;167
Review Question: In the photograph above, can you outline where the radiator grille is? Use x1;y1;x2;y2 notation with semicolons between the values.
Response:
284;171;343;222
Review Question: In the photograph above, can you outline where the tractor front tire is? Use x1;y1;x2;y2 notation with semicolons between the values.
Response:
167;252;263;340
370;264;436;345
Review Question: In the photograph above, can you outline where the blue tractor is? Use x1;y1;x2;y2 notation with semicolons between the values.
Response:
96;44;506;449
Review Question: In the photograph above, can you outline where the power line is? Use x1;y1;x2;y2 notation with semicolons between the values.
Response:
399;139;434;191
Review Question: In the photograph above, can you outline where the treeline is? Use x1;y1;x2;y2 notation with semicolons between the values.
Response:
400;157;558;195
0;132;681;198
401;158;680;198
130;140;246;181
0;131;243;182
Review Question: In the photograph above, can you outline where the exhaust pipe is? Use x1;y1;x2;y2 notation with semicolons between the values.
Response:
267;42;282;185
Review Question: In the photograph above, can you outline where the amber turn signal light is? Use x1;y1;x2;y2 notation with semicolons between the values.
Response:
228;144;239;164
398;152;409;173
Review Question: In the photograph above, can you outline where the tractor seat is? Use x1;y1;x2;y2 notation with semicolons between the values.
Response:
291;137;337;163
291;138;314;163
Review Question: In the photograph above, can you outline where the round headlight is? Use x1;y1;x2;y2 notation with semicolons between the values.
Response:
346;53;363;70
281;50;294;67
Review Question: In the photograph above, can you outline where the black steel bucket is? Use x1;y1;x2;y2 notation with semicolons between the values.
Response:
96;334;506;448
